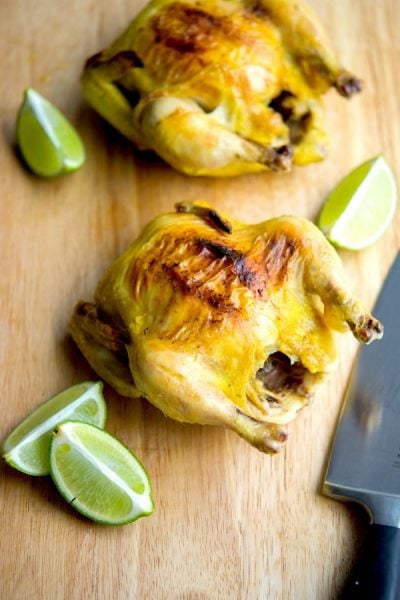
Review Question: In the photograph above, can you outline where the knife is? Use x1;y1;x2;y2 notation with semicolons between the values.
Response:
323;252;400;600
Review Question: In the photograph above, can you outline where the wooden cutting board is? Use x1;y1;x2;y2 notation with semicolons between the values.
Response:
1;1;399;598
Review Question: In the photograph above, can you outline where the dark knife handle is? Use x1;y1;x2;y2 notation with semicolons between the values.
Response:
341;524;400;600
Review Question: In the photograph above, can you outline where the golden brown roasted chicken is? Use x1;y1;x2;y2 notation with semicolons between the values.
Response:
70;203;382;453
81;0;362;176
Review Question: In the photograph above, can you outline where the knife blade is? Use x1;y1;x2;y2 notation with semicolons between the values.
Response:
323;252;400;600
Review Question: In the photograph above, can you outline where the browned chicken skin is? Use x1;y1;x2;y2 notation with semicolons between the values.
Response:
70;203;382;453
81;0;361;176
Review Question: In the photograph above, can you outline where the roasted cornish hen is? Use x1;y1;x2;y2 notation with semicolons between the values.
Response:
81;0;361;176
70;203;382;453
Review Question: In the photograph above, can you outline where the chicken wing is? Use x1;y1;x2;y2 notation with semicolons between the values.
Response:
70;203;382;453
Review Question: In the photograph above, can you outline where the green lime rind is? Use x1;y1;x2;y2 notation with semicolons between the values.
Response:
2;381;106;476
16;88;86;178
50;421;154;525
318;157;376;233
318;154;397;251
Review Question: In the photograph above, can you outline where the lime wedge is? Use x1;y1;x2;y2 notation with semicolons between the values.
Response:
318;155;397;250
2;382;106;476
50;421;154;525
16;88;85;177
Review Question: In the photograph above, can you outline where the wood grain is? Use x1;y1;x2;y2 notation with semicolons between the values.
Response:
1;1;399;598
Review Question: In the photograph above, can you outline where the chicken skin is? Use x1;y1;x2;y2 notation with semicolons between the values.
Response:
81;0;362;176
70;203;382;453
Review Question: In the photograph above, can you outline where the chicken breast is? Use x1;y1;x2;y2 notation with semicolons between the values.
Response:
70;203;383;453
81;0;361;176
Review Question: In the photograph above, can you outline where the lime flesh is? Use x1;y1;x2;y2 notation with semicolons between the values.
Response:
50;421;154;525
2;382;106;476
16;88;85;177
318;155;397;250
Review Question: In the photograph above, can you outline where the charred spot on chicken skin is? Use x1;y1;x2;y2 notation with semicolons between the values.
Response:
151;3;238;54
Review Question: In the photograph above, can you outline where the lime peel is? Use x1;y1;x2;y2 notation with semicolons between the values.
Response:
318;154;397;250
2;381;106;476
50;421;154;525
16;87;86;177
